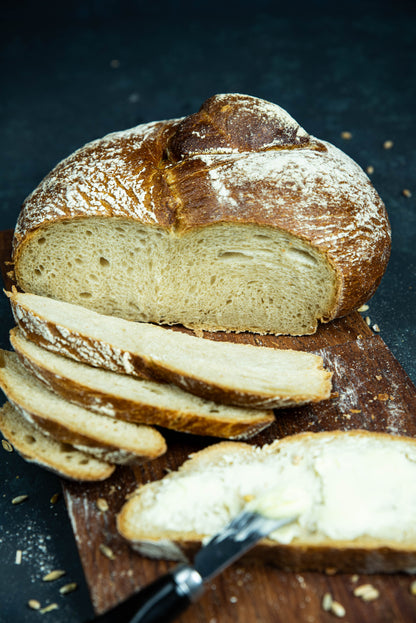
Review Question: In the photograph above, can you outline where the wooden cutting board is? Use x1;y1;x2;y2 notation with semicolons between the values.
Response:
2;229;416;622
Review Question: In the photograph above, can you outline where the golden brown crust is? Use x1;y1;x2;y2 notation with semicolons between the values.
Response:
12;94;391;329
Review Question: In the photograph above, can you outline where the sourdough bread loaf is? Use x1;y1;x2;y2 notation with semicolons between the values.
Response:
10;328;275;439
117;431;416;573
12;94;391;336
0;349;167;465
8;290;332;409
0;402;115;481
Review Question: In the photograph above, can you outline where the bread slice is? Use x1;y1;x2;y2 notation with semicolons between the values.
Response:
0;349;167;465
0;402;115;481
10;328;274;439
117;430;416;573
8;290;332;409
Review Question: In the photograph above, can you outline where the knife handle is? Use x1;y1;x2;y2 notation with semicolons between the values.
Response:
91;564;204;623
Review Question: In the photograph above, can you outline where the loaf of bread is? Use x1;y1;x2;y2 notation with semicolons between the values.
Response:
12;94;390;336
0;349;167;465
0;402;115;481
10;328;275;439
117;431;416;573
8;290;332;409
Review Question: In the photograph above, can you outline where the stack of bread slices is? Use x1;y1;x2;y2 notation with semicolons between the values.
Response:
0;289;332;481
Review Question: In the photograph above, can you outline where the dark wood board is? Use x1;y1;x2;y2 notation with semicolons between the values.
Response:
2;229;416;622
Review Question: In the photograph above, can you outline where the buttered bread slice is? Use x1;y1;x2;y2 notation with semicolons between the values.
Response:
118;430;416;573
8;290;332;409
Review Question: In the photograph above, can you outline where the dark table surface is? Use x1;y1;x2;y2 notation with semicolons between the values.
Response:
1;1;415;621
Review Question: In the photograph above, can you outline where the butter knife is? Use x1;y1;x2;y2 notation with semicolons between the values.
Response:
92;510;296;623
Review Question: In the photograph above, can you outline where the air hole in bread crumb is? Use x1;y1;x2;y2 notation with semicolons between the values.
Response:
24;435;36;445
100;257;110;267
75;258;83;265
210;275;217;284
218;251;254;261
287;248;318;266
79;458;90;465
37;237;46;245
85;230;93;236
79;292;92;299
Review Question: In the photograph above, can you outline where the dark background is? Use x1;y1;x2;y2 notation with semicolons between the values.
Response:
1;1;415;621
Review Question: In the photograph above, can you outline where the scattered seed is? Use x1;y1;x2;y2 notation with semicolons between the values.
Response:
42;569;66;582
50;492;60;505
15;549;22;564
341;131;352;140
365;316;371;325
12;494;28;505
99;544;116;560
349;409;362;414
375;375;382;381
2;439;13;452
39;603;59;614
230;596;238;603
322;592;333;611
377;393;389;401
366;166;374;175
59;582;78;595
383;140;394;149
96;498;109;512
351;574;360;583
402;189;412;198
372;324;380;332
358;304;369;312
353;583;380;601
28;599;41;610
409;580;416;595
330;600;346;617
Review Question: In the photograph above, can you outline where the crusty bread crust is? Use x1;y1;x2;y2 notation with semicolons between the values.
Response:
117;431;416;574
12;94;391;333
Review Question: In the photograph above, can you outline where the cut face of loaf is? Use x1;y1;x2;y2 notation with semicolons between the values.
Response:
0;402;115;481
10;328;275;439
15;220;337;336
8;291;333;409
0;349;167;466
117;431;416;573
12;93;391;336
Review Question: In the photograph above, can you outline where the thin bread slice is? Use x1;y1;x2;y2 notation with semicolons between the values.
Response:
10;328;274;439
117;430;416;574
0;402;115;481
0;349;167;465
8;290;332;409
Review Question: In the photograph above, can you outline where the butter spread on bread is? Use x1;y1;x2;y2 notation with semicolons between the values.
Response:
117;431;416;573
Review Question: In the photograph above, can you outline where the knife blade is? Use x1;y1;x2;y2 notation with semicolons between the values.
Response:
91;510;297;623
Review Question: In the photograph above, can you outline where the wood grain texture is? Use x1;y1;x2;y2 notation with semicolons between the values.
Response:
2;228;416;622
